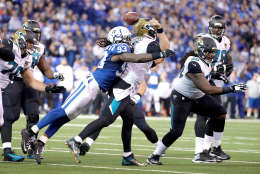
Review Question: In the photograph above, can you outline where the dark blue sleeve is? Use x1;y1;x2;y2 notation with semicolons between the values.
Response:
187;61;202;73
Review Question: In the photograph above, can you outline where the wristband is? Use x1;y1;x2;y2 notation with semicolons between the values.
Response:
151;52;163;60
136;93;142;97
157;28;164;33
222;86;233;94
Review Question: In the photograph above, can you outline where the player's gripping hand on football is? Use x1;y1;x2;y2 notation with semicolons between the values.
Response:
45;84;66;93
149;18;161;29
53;72;64;81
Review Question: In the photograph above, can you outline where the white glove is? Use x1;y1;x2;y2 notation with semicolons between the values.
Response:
53;72;64;81
233;83;247;92
130;94;141;104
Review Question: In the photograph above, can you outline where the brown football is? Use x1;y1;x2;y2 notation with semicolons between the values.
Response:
122;12;139;25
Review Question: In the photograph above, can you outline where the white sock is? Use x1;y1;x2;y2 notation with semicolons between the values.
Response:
39;135;49;144
85;137;94;146
195;137;204;154
254;112;258;119
153;140;160;147
203;135;214;150
2;142;11;149
247;111;251;117
31;125;39;134
123;152;132;157
213;132;223;147
74;136;83;143
153;140;167;155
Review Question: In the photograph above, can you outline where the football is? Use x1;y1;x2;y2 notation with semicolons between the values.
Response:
122;12;139;25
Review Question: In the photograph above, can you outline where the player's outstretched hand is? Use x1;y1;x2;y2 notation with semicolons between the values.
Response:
160;49;175;58
232;83;247;92
45;84;66;93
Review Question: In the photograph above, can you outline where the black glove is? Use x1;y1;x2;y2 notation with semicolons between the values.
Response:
53;72;64;81
160;49;175;58
45;84;66;93
213;63;233;76
210;72;229;83
222;83;247;94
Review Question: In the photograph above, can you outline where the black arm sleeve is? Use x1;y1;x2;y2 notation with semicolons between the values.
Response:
0;39;14;61
147;41;161;68
187;61;202;73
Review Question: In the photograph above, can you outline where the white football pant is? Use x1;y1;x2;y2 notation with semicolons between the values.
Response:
61;74;100;120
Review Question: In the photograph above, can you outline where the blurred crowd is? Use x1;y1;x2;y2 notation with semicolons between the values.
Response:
0;0;259;118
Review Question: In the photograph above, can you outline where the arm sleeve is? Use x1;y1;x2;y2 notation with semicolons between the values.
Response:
147;41;161;68
187;61;202;73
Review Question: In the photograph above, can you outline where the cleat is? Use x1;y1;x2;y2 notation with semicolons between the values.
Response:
21;128;35;154
192;150;222;163
34;140;45;164
160;150;166;157
147;154;162;165
66;138;81;163
79;142;90;156
27;154;44;159
122;153;146;167
4;151;25;162
210;146;231;160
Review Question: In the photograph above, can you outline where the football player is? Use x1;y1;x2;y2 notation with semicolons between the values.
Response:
3;20;64;160
192;15;234;163
21;26;174;164
66;18;171;165
146;36;246;165
0;29;65;162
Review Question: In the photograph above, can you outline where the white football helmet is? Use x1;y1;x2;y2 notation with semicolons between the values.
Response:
107;26;131;44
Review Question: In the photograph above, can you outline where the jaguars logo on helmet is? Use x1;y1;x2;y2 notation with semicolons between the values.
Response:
194;36;217;64
133;18;156;39
208;15;225;40
23;20;41;42
13;29;36;53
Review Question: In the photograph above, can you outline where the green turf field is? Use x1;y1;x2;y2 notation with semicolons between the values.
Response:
0;115;260;174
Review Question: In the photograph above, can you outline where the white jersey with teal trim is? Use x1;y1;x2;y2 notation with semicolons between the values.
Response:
113;36;155;101
16;42;45;78
0;43;31;89
197;33;230;86
173;56;212;99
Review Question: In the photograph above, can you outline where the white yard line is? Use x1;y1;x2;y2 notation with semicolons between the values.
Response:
2;146;260;164
0;161;206;174
31;114;260;123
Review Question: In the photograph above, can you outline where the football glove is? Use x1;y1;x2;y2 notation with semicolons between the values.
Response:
53;72;64;81
130;94;141;105
223;83;247;94
160;49;175;58
45;84;66;93
210;72;229;83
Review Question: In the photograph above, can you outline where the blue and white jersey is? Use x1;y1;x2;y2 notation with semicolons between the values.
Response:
92;43;131;92
147;71;160;89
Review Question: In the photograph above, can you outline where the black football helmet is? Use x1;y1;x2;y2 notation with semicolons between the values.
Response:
208;15;225;40
23;20;41;42
13;29;36;55
194;36;217;64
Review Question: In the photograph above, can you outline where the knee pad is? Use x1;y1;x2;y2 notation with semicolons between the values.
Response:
26;114;39;129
